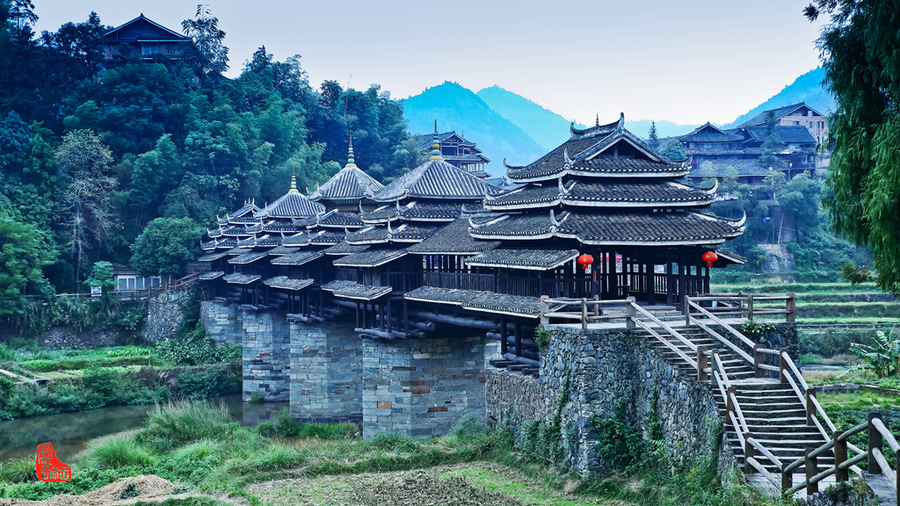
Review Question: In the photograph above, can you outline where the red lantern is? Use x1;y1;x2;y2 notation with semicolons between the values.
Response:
702;251;718;267
577;254;593;269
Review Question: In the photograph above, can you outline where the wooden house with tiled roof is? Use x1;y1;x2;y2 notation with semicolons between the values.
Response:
416;130;490;178
101;14;192;62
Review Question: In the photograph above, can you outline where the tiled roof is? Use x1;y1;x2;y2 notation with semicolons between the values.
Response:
323;241;369;256
270;250;325;266
282;232;310;246
465;248;579;271
321;280;392;300
263;222;304;233
199;271;224;281
207;229;222;238
415;131;478;151
223;246;251;256
506;126;685;182
262;276;314;291
407;218;500;255
266;245;300;256
333;247;407;268
462;292;542;318
469;210;744;246
485;180;715;210
346;223;441;245
221;225;251;237
197;252;228;262
745;125;817;145
360;204;400;224
679;123;743;143
214;238;237;249
740;103;822;127
255;190;325;219
316;210;364;228
221;202;260;224
228;251;269;265
308;165;383;203
223;273;260;285
400;201;464;221
373;159;500;201
200;241;217;251
309;230;344;245
404;286;482;306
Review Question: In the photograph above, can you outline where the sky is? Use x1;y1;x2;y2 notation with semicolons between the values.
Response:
32;0;827;126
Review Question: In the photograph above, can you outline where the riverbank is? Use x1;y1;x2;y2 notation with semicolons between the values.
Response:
0;400;773;506
0;342;241;421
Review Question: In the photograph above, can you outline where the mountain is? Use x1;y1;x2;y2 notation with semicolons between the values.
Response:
726;68;836;127
623;119;698;140
402;82;546;177
476;86;574;151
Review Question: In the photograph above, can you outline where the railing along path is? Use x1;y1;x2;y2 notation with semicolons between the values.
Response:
539;293;900;501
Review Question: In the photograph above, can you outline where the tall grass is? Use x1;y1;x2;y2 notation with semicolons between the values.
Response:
85;434;155;469
137;400;239;452
0;455;36;484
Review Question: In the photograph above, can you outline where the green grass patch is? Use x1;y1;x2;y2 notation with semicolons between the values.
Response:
84;434;156;469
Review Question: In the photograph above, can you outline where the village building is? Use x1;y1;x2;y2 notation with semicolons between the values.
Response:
671;102;828;186
416;129;490;178
100;14;192;62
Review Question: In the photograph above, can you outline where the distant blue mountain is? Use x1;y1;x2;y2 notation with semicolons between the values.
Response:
475;86;575;151
402;82;546;177
726;68;836;127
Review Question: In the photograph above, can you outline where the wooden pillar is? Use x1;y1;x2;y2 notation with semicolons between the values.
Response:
355;302;360;328
607;250;615;298
666;260;674;306
678;253;687;306
500;315;508;355
403;298;409;334
514;319;522;357
805;447;818;495
835;430;848;484
386;297;393;333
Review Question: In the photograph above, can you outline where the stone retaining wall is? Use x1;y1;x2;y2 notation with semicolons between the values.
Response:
200;301;242;345
486;326;723;477
145;289;189;342
241;309;290;401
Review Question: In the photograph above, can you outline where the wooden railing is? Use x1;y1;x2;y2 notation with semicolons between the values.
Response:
687;293;796;323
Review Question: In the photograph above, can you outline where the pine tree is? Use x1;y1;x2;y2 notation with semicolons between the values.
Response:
647;121;660;149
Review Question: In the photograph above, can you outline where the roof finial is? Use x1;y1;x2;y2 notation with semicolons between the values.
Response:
429;119;443;161
347;133;356;167
289;166;298;192
595;114;599;127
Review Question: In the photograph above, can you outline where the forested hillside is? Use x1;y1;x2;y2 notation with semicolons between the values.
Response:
726;68;836;127
0;3;420;315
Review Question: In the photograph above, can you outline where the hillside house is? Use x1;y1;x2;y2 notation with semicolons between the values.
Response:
416;130;490;178
101;14;192;62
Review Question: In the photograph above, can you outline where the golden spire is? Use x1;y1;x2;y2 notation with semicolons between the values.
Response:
429;119;443;161
289;166;298;192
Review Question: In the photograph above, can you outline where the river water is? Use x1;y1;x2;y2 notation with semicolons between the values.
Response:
0;394;288;463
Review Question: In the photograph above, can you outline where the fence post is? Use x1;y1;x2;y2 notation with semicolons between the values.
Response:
781;465;792;495
786;292;796;323
753;344;764;378
834;430;848;484
869;412;883;474
806;387;816;426
895;447;900;506
625;297;635;329
726;386;736;426
684;295;691;326
747;295;754;319
779;348;788;384
539;295;549;326
744;433;754;474
697;346;708;382
805;446;818;495
593;294;600;317
581;298;587;330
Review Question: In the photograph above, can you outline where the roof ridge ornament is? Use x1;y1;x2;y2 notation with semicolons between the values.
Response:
617;112;625;131
347;133;356;167
558;175;567;195
290;166;298;192
550;209;559;230
429;120;443;161
563;147;573;166
503;158;526;171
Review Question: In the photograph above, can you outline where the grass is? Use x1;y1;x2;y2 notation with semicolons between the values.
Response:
0;400;775;505
818;390;900;411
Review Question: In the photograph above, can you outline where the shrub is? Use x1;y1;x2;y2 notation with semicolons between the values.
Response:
177;366;239;399
162;439;226;483
0;344;13;361
137;400;238;452
82;366;121;401
257;408;359;440
249;443;304;471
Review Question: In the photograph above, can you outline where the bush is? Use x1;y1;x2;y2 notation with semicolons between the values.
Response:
0;456;36;484
137;400;238;452
177;366;239;399
156;334;239;366
257;408;359;440
0;344;13;361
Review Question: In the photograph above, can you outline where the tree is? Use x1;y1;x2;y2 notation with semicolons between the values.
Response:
758;111;787;172
660;139;685;161
0;204;55;318
130;217;204;276
647;121;660;149
83;260;114;295
56;130;118;284
181;4;228;78
805;0;900;294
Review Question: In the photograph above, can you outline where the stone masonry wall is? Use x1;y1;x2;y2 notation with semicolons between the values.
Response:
241;309;290;401
486;326;723;477
146;288;189;342
362;335;486;439
290;322;362;424
200;301;242;345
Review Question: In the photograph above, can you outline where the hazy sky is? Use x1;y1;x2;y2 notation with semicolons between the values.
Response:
32;0;827;126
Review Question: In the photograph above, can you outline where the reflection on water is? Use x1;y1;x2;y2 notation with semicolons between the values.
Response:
0;394;288;463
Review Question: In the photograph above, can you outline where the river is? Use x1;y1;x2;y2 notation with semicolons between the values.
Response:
0;394;288;463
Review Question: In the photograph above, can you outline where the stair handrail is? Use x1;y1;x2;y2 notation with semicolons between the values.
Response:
631;316;698;370
628;301;697;353
685;299;754;365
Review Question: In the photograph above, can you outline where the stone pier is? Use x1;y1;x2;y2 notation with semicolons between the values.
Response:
200;301;242;345
362;335;487;439
289;321;362;423
241;309;290;401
